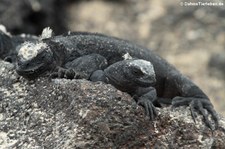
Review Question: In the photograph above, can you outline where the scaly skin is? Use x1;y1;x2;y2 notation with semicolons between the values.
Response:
16;32;219;129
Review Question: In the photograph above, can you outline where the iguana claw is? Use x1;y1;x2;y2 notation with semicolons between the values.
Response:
50;67;80;79
137;98;157;120
172;97;219;130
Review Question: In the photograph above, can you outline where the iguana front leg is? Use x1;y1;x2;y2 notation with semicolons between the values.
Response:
165;71;219;129
50;66;78;79
50;54;108;79
134;87;158;120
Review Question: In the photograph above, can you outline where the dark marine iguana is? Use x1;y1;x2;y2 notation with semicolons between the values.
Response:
15;28;218;129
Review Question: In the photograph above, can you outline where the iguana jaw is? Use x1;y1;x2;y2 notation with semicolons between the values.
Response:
16;56;55;79
16;62;48;78
134;75;156;87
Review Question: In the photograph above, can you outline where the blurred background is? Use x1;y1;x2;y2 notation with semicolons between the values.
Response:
1;0;225;115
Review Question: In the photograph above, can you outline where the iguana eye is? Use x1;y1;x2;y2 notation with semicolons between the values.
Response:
132;67;144;76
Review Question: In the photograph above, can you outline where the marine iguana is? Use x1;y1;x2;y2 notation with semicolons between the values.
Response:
15;29;218;129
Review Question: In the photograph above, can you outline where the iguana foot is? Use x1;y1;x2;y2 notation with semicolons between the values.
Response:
137;97;157;120
50;67;80;79
172;97;219;130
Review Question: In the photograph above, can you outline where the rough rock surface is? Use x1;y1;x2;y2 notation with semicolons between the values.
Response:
1;60;225;148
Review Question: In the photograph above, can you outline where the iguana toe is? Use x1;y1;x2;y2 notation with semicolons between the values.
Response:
137;98;157;120
172;97;218;130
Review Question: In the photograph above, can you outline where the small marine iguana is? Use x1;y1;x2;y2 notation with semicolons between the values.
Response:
15;28;218;129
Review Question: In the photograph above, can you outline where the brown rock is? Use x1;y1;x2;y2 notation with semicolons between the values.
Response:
0;60;225;148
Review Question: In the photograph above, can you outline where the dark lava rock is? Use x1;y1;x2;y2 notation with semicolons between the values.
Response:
0;60;225;148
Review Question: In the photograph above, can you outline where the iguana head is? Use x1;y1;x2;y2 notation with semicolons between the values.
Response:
105;59;156;91
16;41;55;79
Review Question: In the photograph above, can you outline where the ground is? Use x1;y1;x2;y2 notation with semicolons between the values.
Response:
0;60;225;148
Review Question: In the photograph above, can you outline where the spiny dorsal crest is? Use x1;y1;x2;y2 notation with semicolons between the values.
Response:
0;24;11;36
123;52;133;60
40;27;54;40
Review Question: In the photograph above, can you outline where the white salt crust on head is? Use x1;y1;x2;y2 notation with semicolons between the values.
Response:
122;52;133;60
18;42;48;61
128;59;155;75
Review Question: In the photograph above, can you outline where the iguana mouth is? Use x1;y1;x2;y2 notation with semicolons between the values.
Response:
105;72;155;89
16;63;48;78
136;79;154;87
138;74;156;86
